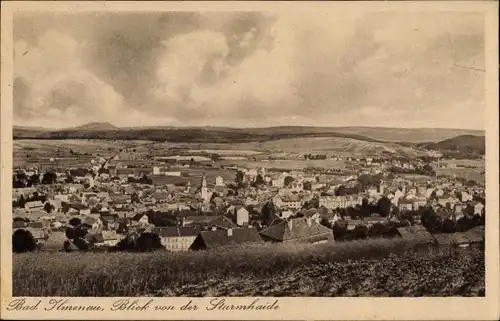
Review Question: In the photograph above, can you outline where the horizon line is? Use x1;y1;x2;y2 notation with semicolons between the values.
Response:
12;122;486;132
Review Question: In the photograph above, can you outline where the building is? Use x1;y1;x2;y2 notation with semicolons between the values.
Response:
189;227;263;250
472;202;484;215
215;176;224;186
130;213;150;227
318;196;361;210
398;199;414;212
200;174;210;202
273;195;302;210
259;217;334;244
236;207;249;226
396;225;434;245
153;227;199;252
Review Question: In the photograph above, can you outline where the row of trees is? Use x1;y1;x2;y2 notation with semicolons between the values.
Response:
389;164;436;176
330;221;405;241
303;154;327;160
13;226;165;254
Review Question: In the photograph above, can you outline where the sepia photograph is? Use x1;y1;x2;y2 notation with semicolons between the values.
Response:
3;1;497;308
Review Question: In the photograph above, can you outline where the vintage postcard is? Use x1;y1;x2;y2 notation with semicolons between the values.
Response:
1;1;499;320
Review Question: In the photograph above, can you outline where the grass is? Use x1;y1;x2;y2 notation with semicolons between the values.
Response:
13;238;484;297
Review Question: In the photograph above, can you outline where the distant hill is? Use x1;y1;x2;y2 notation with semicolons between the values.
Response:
323;127;484;143
12;123;484;145
68;122;117;131
418;135;485;155
12;125;383;144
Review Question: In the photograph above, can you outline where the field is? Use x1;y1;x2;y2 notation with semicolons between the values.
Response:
13;139;152;168
217;159;348;171
436;168;485;184
221;137;425;158
13;239;484;297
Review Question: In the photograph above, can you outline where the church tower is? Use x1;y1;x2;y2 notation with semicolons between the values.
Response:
201;174;209;202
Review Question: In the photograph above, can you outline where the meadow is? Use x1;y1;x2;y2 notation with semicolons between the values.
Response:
13;238;484;297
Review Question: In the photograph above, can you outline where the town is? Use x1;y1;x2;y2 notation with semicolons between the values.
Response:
11;140;486;253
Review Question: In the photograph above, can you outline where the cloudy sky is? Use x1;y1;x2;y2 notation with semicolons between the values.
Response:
14;11;485;129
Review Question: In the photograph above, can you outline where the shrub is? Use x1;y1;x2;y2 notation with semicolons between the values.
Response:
12;229;37;253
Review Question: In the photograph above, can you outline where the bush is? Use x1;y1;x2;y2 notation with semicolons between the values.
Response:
13;229;37;253
116;232;164;252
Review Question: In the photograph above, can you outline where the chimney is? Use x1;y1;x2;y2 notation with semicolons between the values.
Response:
287;219;293;230
211;226;217;231
227;228;233;236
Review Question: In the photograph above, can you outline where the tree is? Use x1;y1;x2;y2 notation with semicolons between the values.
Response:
332;222;347;241
262;201;278;226
456;216;474;232
135;232;164;252
376;197;392;217
65;174;74;183
254;174;265;186
65;225;88;239
43;202;54;213
68;217;82;227
422;164;436;176
308;197;320;209
353;225;369;239
235;171;245;185
28;174;40;187
358;174;377;188
441;218;456;233
131;192;141;204
18;195;26;208
12;229;37;253
368;223;385;238
61;201;70;214
284;176;294;187
41;172;58;185
421;207;442;233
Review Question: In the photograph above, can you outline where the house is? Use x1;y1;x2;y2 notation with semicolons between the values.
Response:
25;200;44;211
396;226;434;245
189;227;263;250
461;191;473;202
236;207;249;226
472;202;484;215
454;203;466;214
319;195;361;210
25;228;46;245
152;227;199;252
412;197;427;210
43;231;67;251
85;231;119;247
82;216;103;230
12;219;28;229
363;216;388;227
433;231;480;249
101;231;120;246
259;217;334;244
398;199;414;212
182;215;236;230
280;210;294;219
273;195;302;210
130;213;150;226
345;219;363;231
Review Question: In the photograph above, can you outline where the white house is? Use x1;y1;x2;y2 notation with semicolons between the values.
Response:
236;207;250;226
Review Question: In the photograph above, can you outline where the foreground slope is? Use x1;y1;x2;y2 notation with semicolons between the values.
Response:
13;240;484;297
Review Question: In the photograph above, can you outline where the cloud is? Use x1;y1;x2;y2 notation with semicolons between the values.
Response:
13;11;485;129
